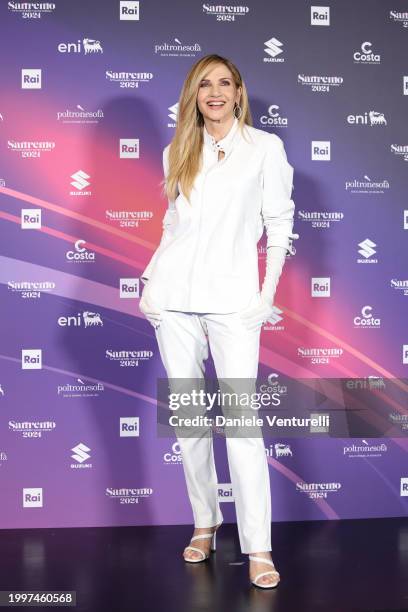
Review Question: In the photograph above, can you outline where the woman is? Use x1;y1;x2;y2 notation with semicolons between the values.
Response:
139;54;297;589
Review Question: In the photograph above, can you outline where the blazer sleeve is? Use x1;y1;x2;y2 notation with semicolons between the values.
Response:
261;134;298;256
160;144;178;222
140;145;177;284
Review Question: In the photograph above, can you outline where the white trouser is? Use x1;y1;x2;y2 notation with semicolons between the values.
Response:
154;295;272;554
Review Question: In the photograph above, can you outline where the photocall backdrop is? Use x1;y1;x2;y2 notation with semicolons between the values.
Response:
0;0;407;529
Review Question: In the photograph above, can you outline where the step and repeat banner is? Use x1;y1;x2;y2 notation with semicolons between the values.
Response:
0;0;407;529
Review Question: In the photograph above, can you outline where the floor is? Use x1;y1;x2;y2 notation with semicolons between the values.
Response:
0;517;407;611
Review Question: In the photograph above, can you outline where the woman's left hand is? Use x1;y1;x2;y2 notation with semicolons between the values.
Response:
238;297;274;331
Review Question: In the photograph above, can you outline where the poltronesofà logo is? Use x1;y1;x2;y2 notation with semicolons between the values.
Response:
345;174;390;194
154;37;201;57
343;440;387;458
57;378;105;398
57;104;104;124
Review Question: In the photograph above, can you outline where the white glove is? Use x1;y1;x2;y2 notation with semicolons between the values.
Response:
239;245;288;331
139;284;163;330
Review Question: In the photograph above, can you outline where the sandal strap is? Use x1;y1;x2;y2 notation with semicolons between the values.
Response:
190;533;214;542
184;546;206;560
249;555;275;567
253;570;280;584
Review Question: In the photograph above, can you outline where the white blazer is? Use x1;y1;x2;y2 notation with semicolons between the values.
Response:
141;116;297;313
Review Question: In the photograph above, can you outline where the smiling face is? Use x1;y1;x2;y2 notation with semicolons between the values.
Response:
196;62;242;124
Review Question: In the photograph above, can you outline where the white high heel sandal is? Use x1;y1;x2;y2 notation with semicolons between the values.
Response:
183;525;220;563
249;555;280;588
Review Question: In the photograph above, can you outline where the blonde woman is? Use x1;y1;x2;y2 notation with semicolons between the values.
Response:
139;54;297;589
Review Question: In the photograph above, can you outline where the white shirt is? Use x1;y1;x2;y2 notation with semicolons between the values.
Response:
141;116;297;313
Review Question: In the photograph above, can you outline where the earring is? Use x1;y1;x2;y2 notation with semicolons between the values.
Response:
234;103;242;119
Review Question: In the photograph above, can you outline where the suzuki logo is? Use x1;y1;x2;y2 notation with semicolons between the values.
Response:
358;238;377;258
71;170;90;190
71;443;91;463
264;37;283;57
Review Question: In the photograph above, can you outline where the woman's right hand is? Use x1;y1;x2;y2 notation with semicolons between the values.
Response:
139;284;163;330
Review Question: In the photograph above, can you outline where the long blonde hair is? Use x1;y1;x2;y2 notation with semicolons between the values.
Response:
163;54;253;204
